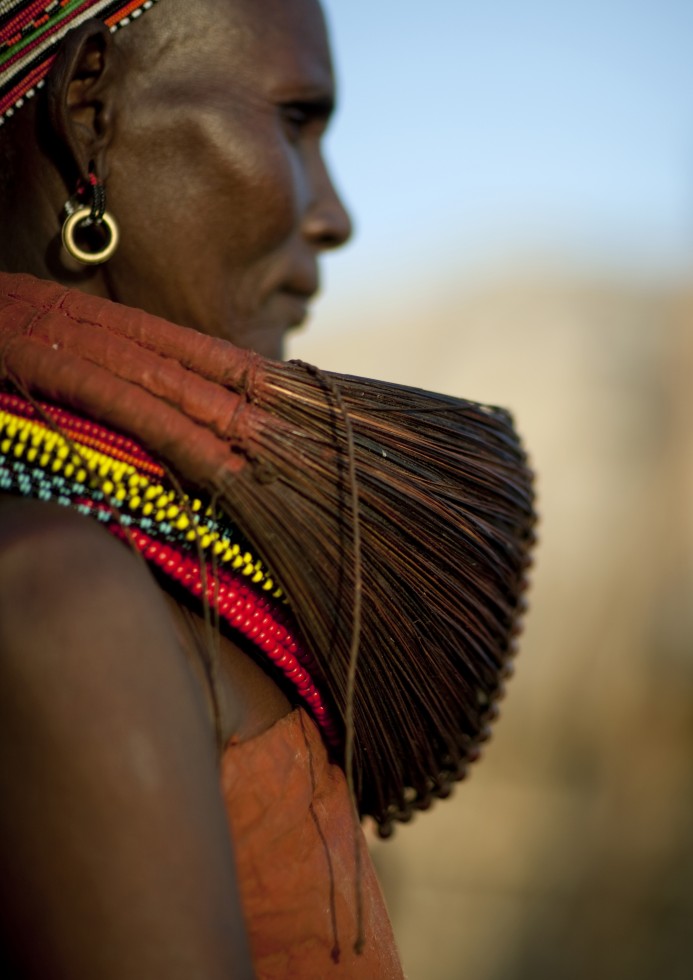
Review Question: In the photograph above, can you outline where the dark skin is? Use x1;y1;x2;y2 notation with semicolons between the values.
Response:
0;0;351;975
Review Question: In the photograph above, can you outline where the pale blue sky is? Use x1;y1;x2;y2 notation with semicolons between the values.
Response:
318;0;693;297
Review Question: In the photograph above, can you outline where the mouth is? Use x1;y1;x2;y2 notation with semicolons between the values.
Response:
276;290;310;328
279;274;319;329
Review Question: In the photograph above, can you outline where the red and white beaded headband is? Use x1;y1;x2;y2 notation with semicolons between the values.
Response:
0;0;161;126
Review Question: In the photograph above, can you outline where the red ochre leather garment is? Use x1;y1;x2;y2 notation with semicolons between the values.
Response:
221;709;404;979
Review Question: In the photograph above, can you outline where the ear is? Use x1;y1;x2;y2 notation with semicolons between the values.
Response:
44;20;120;185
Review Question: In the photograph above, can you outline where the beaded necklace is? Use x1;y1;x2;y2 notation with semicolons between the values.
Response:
0;388;338;745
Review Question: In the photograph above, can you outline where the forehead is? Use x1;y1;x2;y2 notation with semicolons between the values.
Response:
152;0;335;97
238;0;334;94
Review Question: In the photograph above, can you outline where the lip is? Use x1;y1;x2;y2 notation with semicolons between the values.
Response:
278;289;312;328
279;271;320;328
284;265;319;298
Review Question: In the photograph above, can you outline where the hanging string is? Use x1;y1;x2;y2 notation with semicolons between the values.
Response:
293;360;365;955
298;708;342;964
164;466;224;755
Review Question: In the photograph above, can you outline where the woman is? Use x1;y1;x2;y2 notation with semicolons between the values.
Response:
0;1;534;977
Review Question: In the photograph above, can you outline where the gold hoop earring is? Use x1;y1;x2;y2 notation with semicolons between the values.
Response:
61;171;119;266
62;206;120;265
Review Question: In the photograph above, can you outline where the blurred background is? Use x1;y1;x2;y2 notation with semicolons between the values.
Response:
288;1;693;978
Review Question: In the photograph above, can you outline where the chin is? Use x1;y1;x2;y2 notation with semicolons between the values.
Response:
226;325;287;361
258;338;285;361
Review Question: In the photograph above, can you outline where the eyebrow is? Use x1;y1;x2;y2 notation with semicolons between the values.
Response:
270;70;336;111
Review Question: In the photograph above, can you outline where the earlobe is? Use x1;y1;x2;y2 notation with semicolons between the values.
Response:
45;20;119;184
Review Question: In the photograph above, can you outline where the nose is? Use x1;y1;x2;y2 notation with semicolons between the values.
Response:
302;155;353;251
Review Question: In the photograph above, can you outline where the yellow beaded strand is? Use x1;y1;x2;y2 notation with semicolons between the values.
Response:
0;408;282;598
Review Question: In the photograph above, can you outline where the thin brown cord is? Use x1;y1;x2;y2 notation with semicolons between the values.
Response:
240;350;261;404
298;709;341;964
164;468;224;755
293;360;365;955
207;491;224;753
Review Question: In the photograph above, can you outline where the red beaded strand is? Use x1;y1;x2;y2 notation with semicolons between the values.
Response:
114;524;340;746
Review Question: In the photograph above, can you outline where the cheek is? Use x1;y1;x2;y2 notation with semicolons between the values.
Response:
110;111;300;271
172;111;301;268
221;149;300;264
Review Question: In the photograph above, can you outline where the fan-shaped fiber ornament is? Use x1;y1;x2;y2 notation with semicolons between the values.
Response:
0;273;536;834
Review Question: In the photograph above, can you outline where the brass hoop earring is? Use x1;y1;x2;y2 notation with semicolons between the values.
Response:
62;206;120;265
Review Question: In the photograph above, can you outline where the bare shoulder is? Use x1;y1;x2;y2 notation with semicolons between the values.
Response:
0;495;195;727
0;497;253;979
0;495;169;637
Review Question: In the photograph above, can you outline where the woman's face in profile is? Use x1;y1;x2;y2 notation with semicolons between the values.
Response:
104;0;351;358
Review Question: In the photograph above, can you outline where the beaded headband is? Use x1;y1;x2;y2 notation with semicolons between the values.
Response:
0;0;161;126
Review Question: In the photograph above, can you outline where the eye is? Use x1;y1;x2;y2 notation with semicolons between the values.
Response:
282;104;310;127
279;100;332;141
280;103;312;141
